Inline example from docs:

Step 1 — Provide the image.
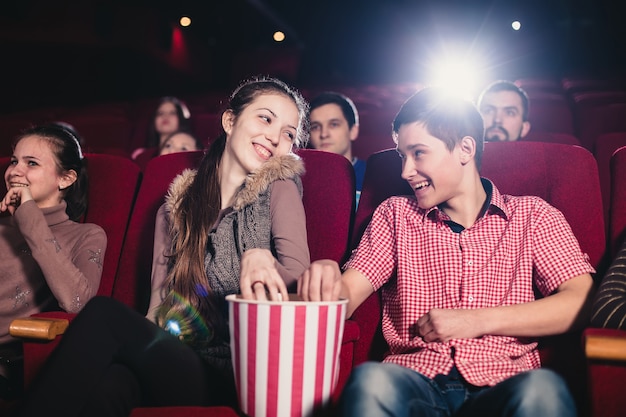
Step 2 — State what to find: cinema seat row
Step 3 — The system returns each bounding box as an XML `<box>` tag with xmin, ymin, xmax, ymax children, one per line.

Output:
<box><xmin>1</xmin><ymin>124</ymin><xmax>626</xmax><ymax>416</ymax></box>
<box><xmin>0</xmin><ymin>77</ymin><xmax>625</xmax><ymax>156</ymax></box>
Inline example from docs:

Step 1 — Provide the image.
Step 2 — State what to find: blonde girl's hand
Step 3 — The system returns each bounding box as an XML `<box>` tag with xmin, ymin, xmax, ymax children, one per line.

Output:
<box><xmin>0</xmin><ymin>185</ymin><xmax>34</xmax><ymax>215</ymax></box>
<box><xmin>239</xmin><ymin>248</ymin><xmax>289</xmax><ymax>302</ymax></box>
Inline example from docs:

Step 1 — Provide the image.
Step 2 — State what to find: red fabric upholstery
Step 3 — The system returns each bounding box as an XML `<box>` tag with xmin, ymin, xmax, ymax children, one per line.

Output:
<box><xmin>0</xmin><ymin>118</ymin><xmax>41</xmax><ymax>149</ymax></box>
<box><xmin>593</xmin><ymin>133</ymin><xmax>626</xmax><ymax>235</ymax></box>
<box><xmin>1</xmin><ymin>153</ymin><xmax>141</xmax><ymax>298</ymax></box>
<box><xmin>296</xmin><ymin>149</ymin><xmax>355</xmax><ymax>264</ymax></box>
<box><xmin>131</xmin><ymin>147</ymin><xmax>159</xmax><ymax>172</ymax></box>
<box><xmin>113</xmin><ymin>151</ymin><xmax>204</xmax><ymax>313</ymax></box>
<box><xmin>480</xmin><ymin>142</ymin><xmax>606</xmax><ymax>270</ymax></box>
<box><xmin>18</xmin><ymin>149</ymin><xmax>359</xmax><ymax>415</ymax></box>
<box><xmin>192</xmin><ymin>113</ymin><xmax>223</xmax><ymax>146</ymax></box>
<box><xmin>110</xmin><ymin>149</ymin><xmax>358</xmax><ymax>413</ymax></box>
<box><xmin>349</xmin><ymin>142</ymin><xmax>606</xmax><ymax>416</ymax></box>
<box><xmin>295</xmin><ymin>149</ymin><xmax>358</xmax><ymax>401</ymax></box>
<box><xmin>522</xmin><ymin>130</ymin><xmax>581</xmax><ymax>146</ymax></box>
<box><xmin>514</xmin><ymin>77</ymin><xmax>563</xmax><ymax>95</ymax></box>
<box><xmin>64</xmin><ymin>115</ymin><xmax>135</xmax><ymax>156</ymax></box>
<box><xmin>562</xmin><ymin>77</ymin><xmax>626</xmax><ymax>95</ymax></box>
<box><xmin>583</xmin><ymin>328</ymin><xmax>626</xmax><ymax>417</ymax></box>
<box><xmin>83</xmin><ymin>154</ymin><xmax>142</xmax><ymax>297</ymax></box>
<box><xmin>352</xmin><ymin>134</ymin><xmax>397</xmax><ymax>162</ymax></box>
<box><xmin>20</xmin><ymin>152</ymin><xmax>209</xmax><ymax>412</ymax></box>
<box><xmin>571</xmin><ymin>91</ymin><xmax>626</xmax><ymax>151</ymax></box>
<box><xmin>526</xmin><ymin>92</ymin><xmax>575</xmax><ymax>135</ymax></box>
<box><xmin>17</xmin><ymin>154</ymin><xmax>141</xmax><ymax>387</ymax></box>
<box><xmin>609</xmin><ymin>146</ymin><xmax>626</xmax><ymax>257</ymax></box>
<box><xmin>353</xmin><ymin>108</ymin><xmax>399</xmax><ymax>160</ymax></box>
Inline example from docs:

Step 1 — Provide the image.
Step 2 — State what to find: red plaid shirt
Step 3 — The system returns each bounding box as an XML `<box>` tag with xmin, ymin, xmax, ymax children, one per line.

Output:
<box><xmin>345</xmin><ymin>179</ymin><xmax>594</xmax><ymax>386</ymax></box>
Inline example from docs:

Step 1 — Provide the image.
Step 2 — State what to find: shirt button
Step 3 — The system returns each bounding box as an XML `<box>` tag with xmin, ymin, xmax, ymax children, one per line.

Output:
<box><xmin>468</xmin><ymin>296</ymin><xmax>474</xmax><ymax>302</ymax></box>
<box><xmin>468</xmin><ymin>261</ymin><xmax>473</xmax><ymax>266</ymax></box>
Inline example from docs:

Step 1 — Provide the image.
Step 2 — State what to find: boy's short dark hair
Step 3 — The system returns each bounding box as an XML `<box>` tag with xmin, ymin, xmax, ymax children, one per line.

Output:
<box><xmin>392</xmin><ymin>87</ymin><xmax>485</xmax><ymax>168</ymax></box>
<box><xmin>309</xmin><ymin>92</ymin><xmax>359</xmax><ymax>128</ymax></box>
<box><xmin>477</xmin><ymin>80</ymin><xmax>530</xmax><ymax>121</ymax></box>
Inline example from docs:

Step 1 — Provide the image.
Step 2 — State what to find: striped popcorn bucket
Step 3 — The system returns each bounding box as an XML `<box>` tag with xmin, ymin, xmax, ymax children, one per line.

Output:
<box><xmin>226</xmin><ymin>294</ymin><xmax>348</xmax><ymax>417</ymax></box>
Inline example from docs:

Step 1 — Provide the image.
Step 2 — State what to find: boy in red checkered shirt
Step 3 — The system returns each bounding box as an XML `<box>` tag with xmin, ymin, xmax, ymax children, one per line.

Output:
<box><xmin>298</xmin><ymin>87</ymin><xmax>594</xmax><ymax>417</ymax></box>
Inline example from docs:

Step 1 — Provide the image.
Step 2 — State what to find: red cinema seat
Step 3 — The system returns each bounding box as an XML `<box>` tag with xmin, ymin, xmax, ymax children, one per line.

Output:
<box><xmin>609</xmin><ymin>146</ymin><xmax>626</xmax><ymax>257</ymax></box>
<box><xmin>62</xmin><ymin>115</ymin><xmax>135</xmax><ymax>157</ymax></box>
<box><xmin>582</xmin><ymin>145</ymin><xmax>626</xmax><ymax>417</ymax></box>
<box><xmin>526</xmin><ymin>92</ymin><xmax>575</xmax><ymax>135</ymax></box>
<box><xmin>593</xmin><ymin>133</ymin><xmax>626</xmax><ymax>235</ymax></box>
<box><xmin>192</xmin><ymin>113</ymin><xmax>224</xmax><ymax>146</ymax></box>
<box><xmin>571</xmin><ymin>91</ymin><xmax>626</xmax><ymax>151</ymax></box>
<box><xmin>349</xmin><ymin>142</ymin><xmax>606</xmax><ymax>417</ymax></box>
<box><xmin>6</xmin><ymin>153</ymin><xmax>141</xmax><ymax>387</ymax></box>
<box><xmin>515</xmin><ymin>77</ymin><xmax>564</xmax><ymax>95</ymax></box>
<box><xmin>113</xmin><ymin>151</ymin><xmax>205</xmax><ymax>311</ymax></box>
<box><xmin>522</xmin><ymin>130</ymin><xmax>581</xmax><ymax>146</ymax></box>
<box><xmin>18</xmin><ymin>149</ymin><xmax>357</xmax><ymax>416</ymax></box>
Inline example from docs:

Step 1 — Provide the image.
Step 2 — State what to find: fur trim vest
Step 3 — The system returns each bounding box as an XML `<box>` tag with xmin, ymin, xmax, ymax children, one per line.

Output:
<box><xmin>165</xmin><ymin>153</ymin><xmax>304</xmax><ymax>301</ymax></box>
<box><xmin>163</xmin><ymin>154</ymin><xmax>304</xmax><ymax>372</ymax></box>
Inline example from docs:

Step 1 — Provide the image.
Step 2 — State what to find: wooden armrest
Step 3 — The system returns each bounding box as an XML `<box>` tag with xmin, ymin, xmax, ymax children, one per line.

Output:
<box><xmin>9</xmin><ymin>317</ymin><xmax>69</xmax><ymax>340</ymax></box>
<box><xmin>585</xmin><ymin>332</ymin><xmax>626</xmax><ymax>361</ymax></box>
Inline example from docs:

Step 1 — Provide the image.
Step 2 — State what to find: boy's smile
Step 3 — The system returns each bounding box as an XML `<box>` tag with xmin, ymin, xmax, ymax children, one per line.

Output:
<box><xmin>396</xmin><ymin>122</ymin><xmax>464</xmax><ymax>211</ymax></box>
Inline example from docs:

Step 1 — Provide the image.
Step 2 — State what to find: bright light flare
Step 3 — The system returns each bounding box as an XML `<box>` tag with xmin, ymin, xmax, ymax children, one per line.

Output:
<box><xmin>511</xmin><ymin>21</ymin><xmax>521</xmax><ymax>31</ymax></box>
<box><xmin>429</xmin><ymin>57</ymin><xmax>482</xmax><ymax>100</ymax></box>
<box><xmin>165</xmin><ymin>320</ymin><xmax>181</xmax><ymax>336</ymax></box>
<box><xmin>180</xmin><ymin>16</ymin><xmax>191</xmax><ymax>27</ymax></box>
<box><xmin>273</xmin><ymin>31</ymin><xmax>285</xmax><ymax>42</ymax></box>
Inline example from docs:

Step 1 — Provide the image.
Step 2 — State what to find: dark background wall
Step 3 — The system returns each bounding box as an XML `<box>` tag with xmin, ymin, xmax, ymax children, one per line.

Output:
<box><xmin>1</xmin><ymin>0</ymin><xmax>624</xmax><ymax>114</ymax></box>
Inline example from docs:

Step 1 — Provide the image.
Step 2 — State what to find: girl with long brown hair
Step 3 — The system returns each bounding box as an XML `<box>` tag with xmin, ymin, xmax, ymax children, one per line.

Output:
<box><xmin>17</xmin><ymin>76</ymin><xmax>310</xmax><ymax>416</ymax></box>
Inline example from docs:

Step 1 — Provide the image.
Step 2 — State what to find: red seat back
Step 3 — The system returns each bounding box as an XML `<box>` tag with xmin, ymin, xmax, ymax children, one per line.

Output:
<box><xmin>522</xmin><ymin>131</ymin><xmax>581</xmax><ymax>146</ymax></box>
<box><xmin>350</xmin><ymin>142</ymin><xmax>606</xmax><ymax>414</ymax></box>
<box><xmin>114</xmin><ymin>149</ymin><xmax>356</xmax><ymax>313</ymax></box>
<box><xmin>83</xmin><ymin>154</ymin><xmax>141</xmax><ymax>297</ymax></box>
<box><xmin>131</xmin><ymin>147</ymin><xmax>159</xmax><ymax>172</ymax></box>
<box><xmin>192</xmin><ymin>113</ymin><xmax>223</xmax><ymax>146</ymax></box>
<box><xmin>113</xmin><ymin>151</ymin><xmax>204</xmax><ymax>312</ymax></box>
<box><xmin>63</xmin><ymin>115</ymin><xmax>134</xmax><ymax>157</ymax></box>
<box><xmin>610</xmin><ymin>146</ymin><xmax>626</xmax><ymax>256</ymax></box>
<box><xmin>0</xmin><ymin>153</ymin><xmax>141</xmax><ymax>298</ymax></box>
<box><xmin>594</xmin><ymin>133</ymin><xmax>626</xmax><ymax>237</ymax></box>
<box><xmin>571</xmin><ymin>91</ymin><xmax>626</xmax><ymax>151</ymax></box>
<box><xmin>526</xmin><ymin>92</ymin><xmax>575</xmax><ymax>135</ymax></box>
<box><xmin>296</xmin><ymin>149</ymin><xmax>355</xmax><ymax>263</ymax></box>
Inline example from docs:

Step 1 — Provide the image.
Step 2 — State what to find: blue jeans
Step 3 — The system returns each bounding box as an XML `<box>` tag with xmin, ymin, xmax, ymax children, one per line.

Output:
<box><xmin>338</xmin><ymin>362</ymin><xmax>576</xmax><ymax>417</ymax></box>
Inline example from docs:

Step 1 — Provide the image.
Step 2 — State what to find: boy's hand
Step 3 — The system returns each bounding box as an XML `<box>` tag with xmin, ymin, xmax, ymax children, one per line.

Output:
<box><xmin>416</xmin><ymin>308</ymin><xmax>482</xmax><ymax>342</ymax></box>
<box><xmin>239</xmin><ymin>248</ymin><xmax>288</xmax><ymax>302</ymax></box>
<box><xmin>298</xmin><ymin>259</ymin><xmax>342</xmax><ymax>302</ymax></box>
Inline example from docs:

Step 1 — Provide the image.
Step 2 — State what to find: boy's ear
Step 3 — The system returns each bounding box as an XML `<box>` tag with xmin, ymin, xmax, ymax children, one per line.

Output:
<box><xmin>459</xmin><ymin>136</ymin><xmax>476</xmax><ymax>165</ymax></box>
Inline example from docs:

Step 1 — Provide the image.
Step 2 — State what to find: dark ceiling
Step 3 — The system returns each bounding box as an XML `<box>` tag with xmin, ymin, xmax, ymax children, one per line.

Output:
<box><xmin>1</xmin><ymin>0</ymin><xmax>624</xmax><ymax>114</ymax></box>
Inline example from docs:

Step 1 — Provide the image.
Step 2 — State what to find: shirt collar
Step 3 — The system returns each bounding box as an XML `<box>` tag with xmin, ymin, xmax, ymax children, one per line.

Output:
<box><xmin>425</xmin><ymin>178</ymin><xmax>509</xmax><ymax>224</ymax></box>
